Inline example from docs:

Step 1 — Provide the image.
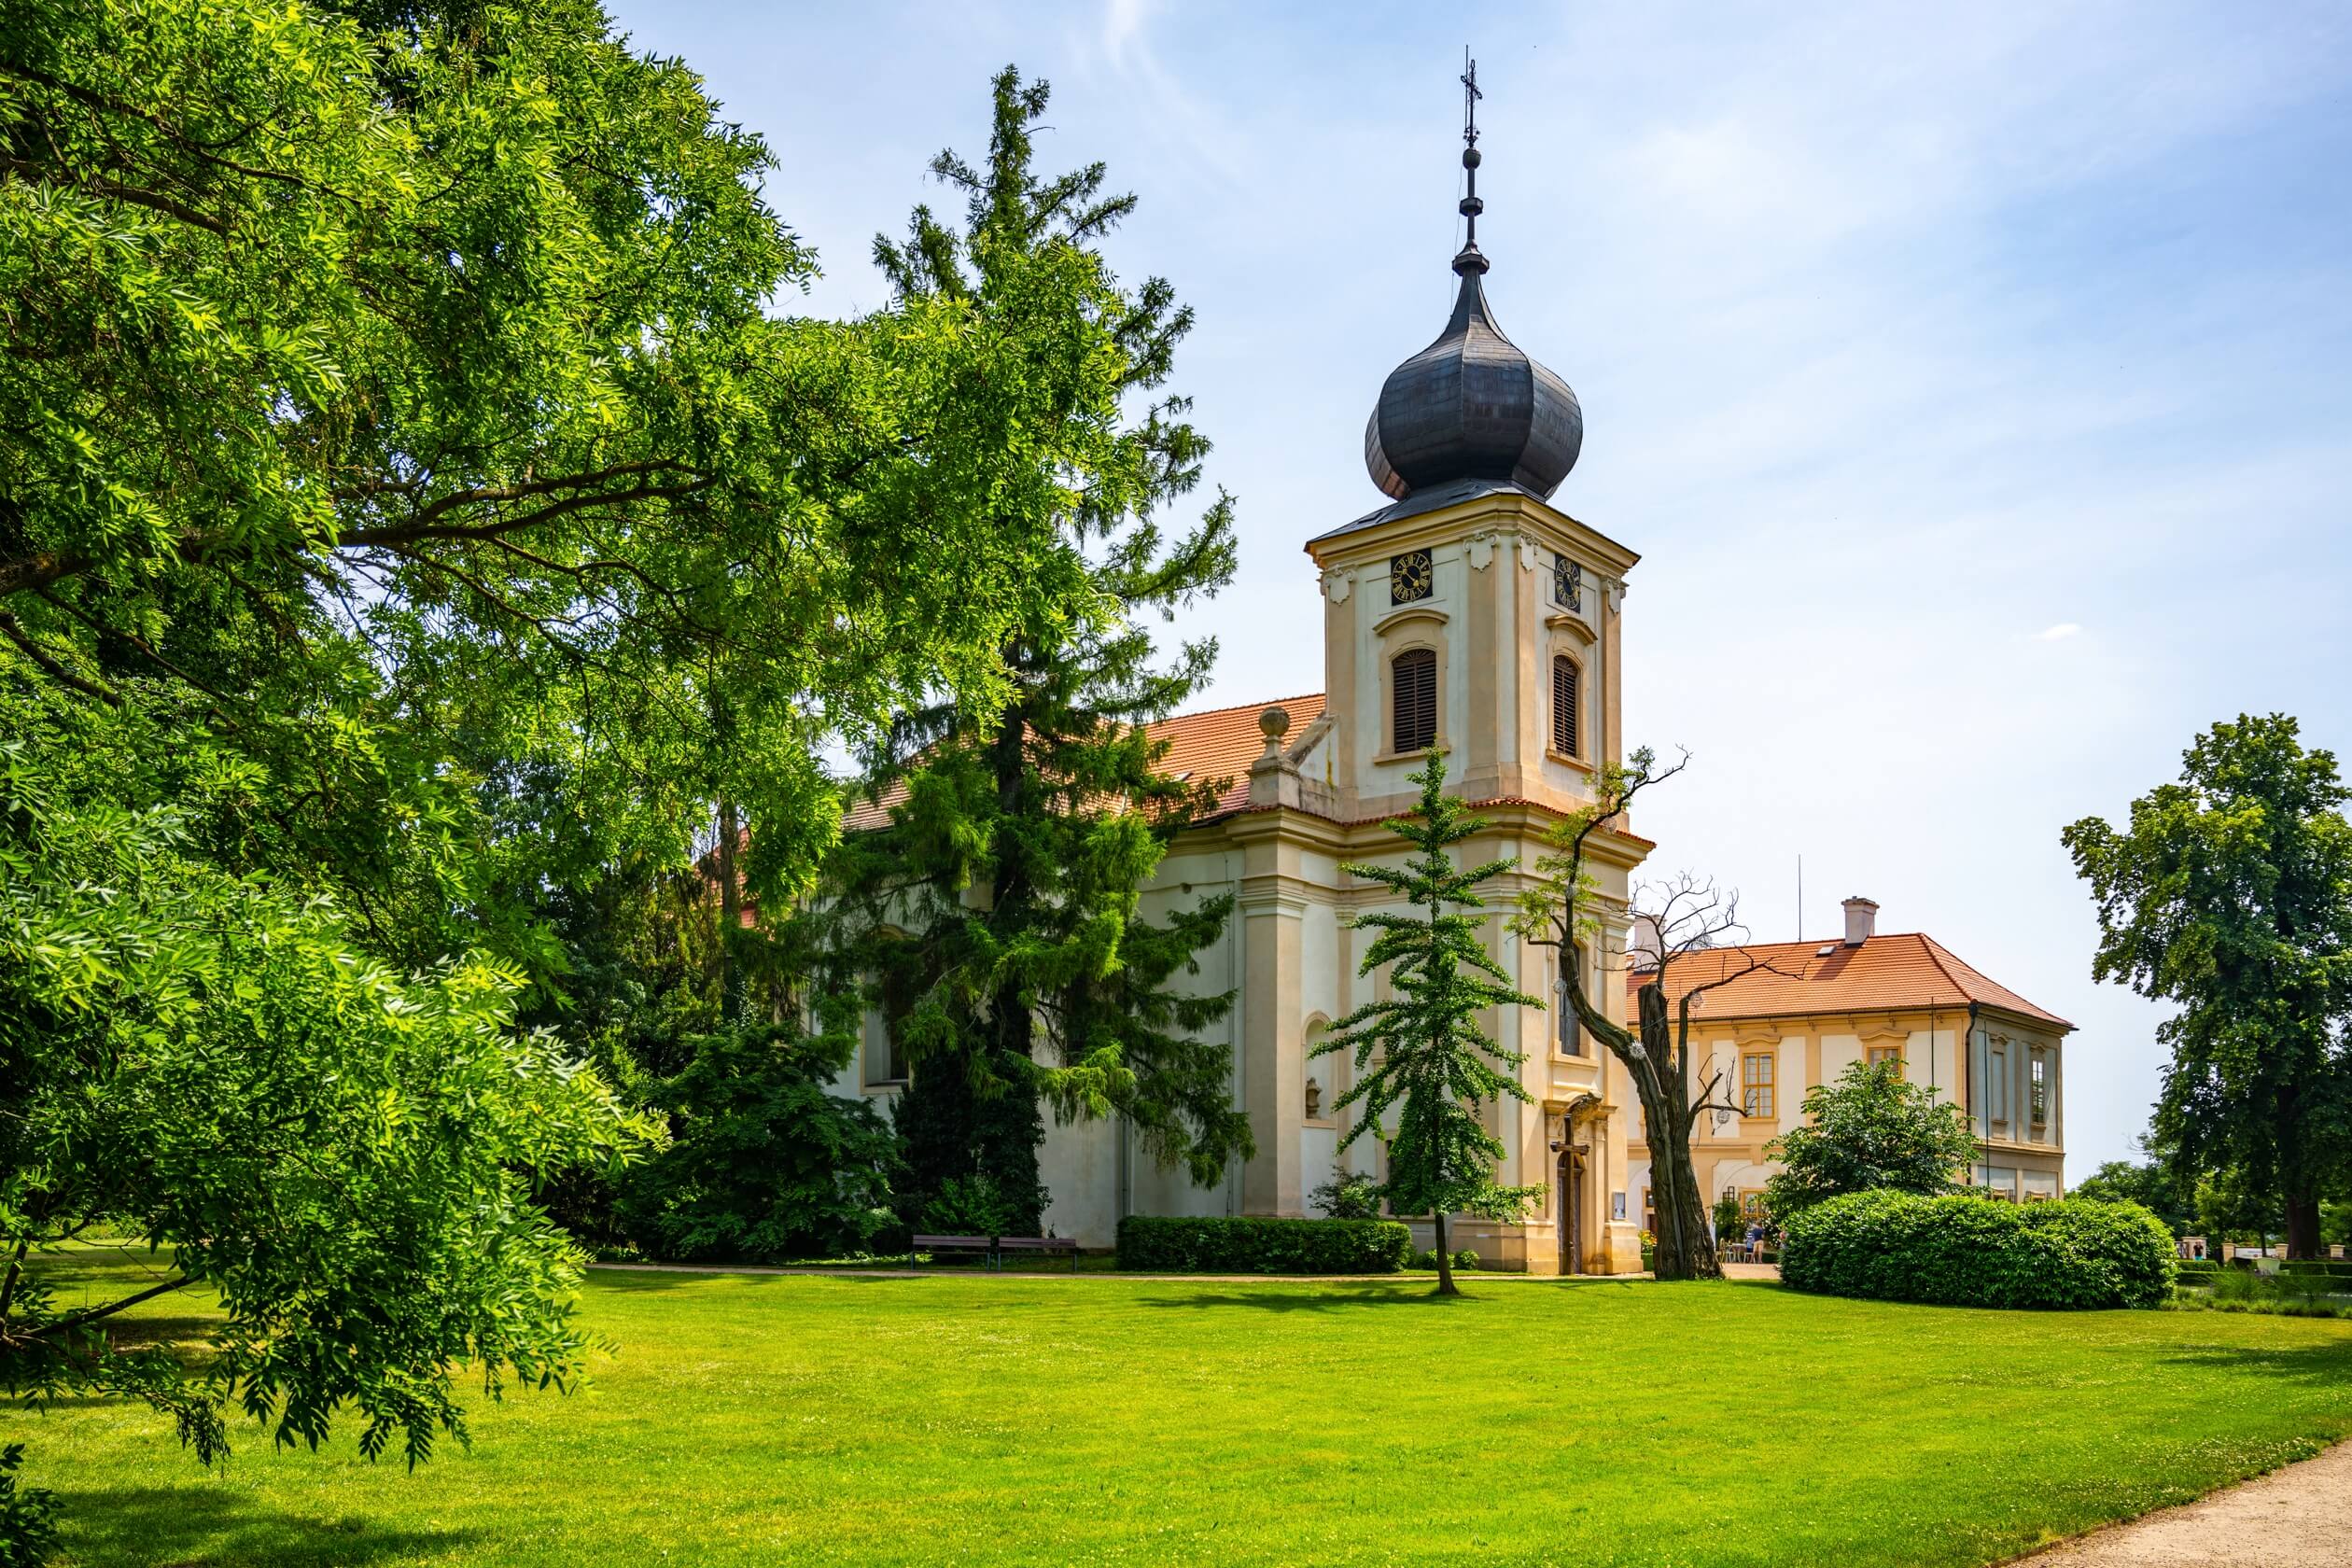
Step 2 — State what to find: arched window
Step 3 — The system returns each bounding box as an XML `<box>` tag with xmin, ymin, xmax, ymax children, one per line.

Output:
<box><xmin>1551</xmin><ymin>654</ymin><xmax>1580</xmax><ymax>757</ymax></box>
<box><xmin>1393</xmin><ymin>648</ymin><xmax>1437</xmax><ymax>753</ymax></box>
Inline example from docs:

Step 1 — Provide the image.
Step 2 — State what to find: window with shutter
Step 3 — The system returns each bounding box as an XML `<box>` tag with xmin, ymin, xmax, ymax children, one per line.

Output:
<box><xmin>1393</xmin><ymin>648</ymin><xmax>1436</xmax><ymax>752</ymax></box>
<box><xmin>1551</xmin><ymin>655</ymin><xmax>1580</xmax><ymax>756</ymax></box>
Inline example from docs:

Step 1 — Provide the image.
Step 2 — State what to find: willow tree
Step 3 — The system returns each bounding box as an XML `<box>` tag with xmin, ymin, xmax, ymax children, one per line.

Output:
<box><xmin>1316</xmin><ymin>752</ymin><xmax>1542</xmax><ymax>1297</ymax></box>
<box><xmin>1511</xmin><ymin>749</ymin><xmax>1782</xmax><ymax>1281</ymax></box>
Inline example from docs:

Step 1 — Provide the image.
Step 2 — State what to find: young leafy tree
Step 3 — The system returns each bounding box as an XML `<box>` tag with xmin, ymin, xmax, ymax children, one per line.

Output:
<box><xmin>614</xmin><ymin>1023</ymin><xmax>902</xmax><ymax>1265</ymax></box>
<box><xmin>1510</xmin><ymin>749</ymin><xmax>1785</xmax><ymax>1281</ymax></box>
<box><xmin>1761</xmin><ymin>1061</ymin><xmax>1980</xmax><ymax>1222</ymax></box>
<box><xmin>2063</xmin><ymin>714</ymin><xmax>2352</xmax><ymax>1258</ymax></box>
<box><xmin>2071</xmin><ymin>1147</ymin><xmax>2195</xmax><ymax>1235</ymax></box>
<box><xmin>816</xmin><ymin>67</ymin><xmax>1252</xmax><ymax>1232</ymax></box>
<box><xmin>1315</xmin><ymin>751</ymin><xmax>1542</xmax><ymax>1298</ymax></box>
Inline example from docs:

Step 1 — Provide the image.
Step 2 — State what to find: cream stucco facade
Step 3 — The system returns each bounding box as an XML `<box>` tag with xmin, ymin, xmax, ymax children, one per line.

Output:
<box><xmin>838</xmin><ymin>482</ymin><xmax>1660</xmax><ymax>1275</ymax></box>
<box><xmin>1628</xmin><ymin>998</ymin><xmax>2070</xmax><ymax>1239</ymax></box>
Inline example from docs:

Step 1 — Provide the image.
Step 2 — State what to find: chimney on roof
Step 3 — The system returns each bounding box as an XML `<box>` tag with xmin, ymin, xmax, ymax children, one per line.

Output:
<box><xmin>1841</xmin><ymin>896</ymin><xmax>1879</xmax><ymax>947</ymax></box>
<box><xmin>1628</xmin><ymin>914</ymin><xmax>1664</xmax><ymax>970</ymax></box>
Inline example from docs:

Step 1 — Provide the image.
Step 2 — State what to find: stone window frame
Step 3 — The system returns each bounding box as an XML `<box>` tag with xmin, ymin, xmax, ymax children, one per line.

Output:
<box><xmin>1378</xmin><ymin>635</ymin><xmax>1446</xmax><ymax>762</ymax></box>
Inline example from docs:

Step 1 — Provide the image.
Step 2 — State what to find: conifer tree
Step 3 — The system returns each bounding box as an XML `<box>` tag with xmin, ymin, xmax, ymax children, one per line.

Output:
<box><xmin>1315</xmin><ymin>752</ymin><xmax>1543</xmax><ymax>1296</ymax></box>
<box><xmin>816</xmin><ymin>68</ymin><xmax>1253</xmax><ymax>1232</ymax></box>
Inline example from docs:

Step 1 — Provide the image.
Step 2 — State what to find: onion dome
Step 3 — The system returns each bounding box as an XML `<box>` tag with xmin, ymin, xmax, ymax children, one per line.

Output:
<box><xmin>1363</xmin><ymin>60</ymin><xmax>1583</xmax><ymax>503</ymax></box>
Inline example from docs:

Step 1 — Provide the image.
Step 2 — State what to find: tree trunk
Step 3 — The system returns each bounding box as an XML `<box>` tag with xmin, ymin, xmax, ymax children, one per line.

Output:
<box><xmin>1634</xmin><ymin>983</ymin><xmax>1721</xmax><ymax>1281</ymax></box>
<box><xmin>2285</xmin><ymin>1193</ymin><xmax>2322</xmax><ymax>1260</ymax></box>
<box><xmin>1432</xmin><ymin>1211</ymin><xmax>1458</xmax><ymax>1296</ymax></box>
<box><xmin>716</xmin><ymin>796</ymin><xmax>741</xmax><ymax>1023</ymax></box>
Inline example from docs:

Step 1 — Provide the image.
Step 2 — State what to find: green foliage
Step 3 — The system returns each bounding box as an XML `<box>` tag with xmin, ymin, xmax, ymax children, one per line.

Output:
<box><xmin>0</xmin><ymin>0</ymin><xmax>1153</xmax><ymax>1514</ymax></box>
<box><xmin>0</xmin><ymin>741</ymin><xmax>655</xmax><ymax>1465</ymax></box>
<box><xmin>1712</xmin><ymin>1190</ymin><xmax>1745</xmax><ymax>1241</ymax></box>
<box><xmin>920</xmin><ymin>1175</ymin><xmax>1022</xmax><ymax>1239</ymax></box>
<box><xmin>1309</xmin><ymin>1167</ymin><xmax>1384</xmax><ymax>1221</ymax></box>
<box><xmin>2195</xmin><ymin>1167</ymin><xmax>2286</xmax><ymax>1243</ymax></box>
<box><xmin>614</xmin><ymin>1025</ymin><xmax>899</xmax><ymax>1265</ymax></box>
<box><xmin>2063</xmin><ymin>715</ymin><xmax>2352</xmax><ymax>1253</ymax></box>
<box><xmin>1763</xmin><ymin>1061</ymin><xmax>1980</xmax><ymax>1222</ymax></box>
<box><xmin>0</xmin><ymin>1</ymin><xmax>1113</xmax><ymax>933</ymax></box>
<box><xmin>1114</xmin><ymin>1216</ymin><xmax>1411</xmax><ymax>1275</ymax></box>
<box><xmin>1314</xmin><ymin>751</ymin><xmax>1543</xmax><ymax>1294</ymax></box>
<box><xmin>1780</xmin><ymin>1193</ymin><xmax>2178</xmax><ymax>1310</ymax></box>
<box><xmin>0</xmin><ymin>1444</ymin><xmax>57</xmax><ymax>1568</ymax></box>
<box><xmin>816</xmin><ymin>67</ymin><xmax>1249</xmax><ymax>1226</ymax></box>
<box><xmin>2072</xmin><ymin>1157</ymin><xmax>2196</xmax><ymax>1235</ymax></box>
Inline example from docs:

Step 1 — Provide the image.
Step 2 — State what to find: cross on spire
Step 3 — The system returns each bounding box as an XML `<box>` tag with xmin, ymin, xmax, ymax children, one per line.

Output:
<box><xmin>1462</xmin><ymin>49</ymin><xmax>1481</xmax><ymax>147</ymax></box>
<box><xmin>1453</xmin><ymin>49</ymin><xmax>1489</xmax><ymax>276</ymax></box>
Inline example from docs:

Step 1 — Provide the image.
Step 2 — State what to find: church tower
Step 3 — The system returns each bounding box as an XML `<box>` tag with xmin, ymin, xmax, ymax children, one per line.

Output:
<box><xmin>1304</xmin><ymin>62</ymin><xmax>1636</xmax><ymax>822</ymax></box>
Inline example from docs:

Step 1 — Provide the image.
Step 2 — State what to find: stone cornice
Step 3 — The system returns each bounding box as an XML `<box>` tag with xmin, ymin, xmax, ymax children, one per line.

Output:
<box><xmin>1306</xmin><ymin>491</ymin><xmax>1641</xmax><ymax>579</ymax></box>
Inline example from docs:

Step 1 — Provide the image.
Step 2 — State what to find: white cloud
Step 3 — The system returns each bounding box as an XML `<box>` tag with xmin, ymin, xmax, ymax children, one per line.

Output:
<box><xmin>2030</xmin><ymin>623</ymin><xmax>2085</xmax><ymax>642</ymax></box>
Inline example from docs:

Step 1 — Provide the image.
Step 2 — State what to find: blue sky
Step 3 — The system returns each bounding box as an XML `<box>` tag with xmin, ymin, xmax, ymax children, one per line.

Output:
<box><xmin>609</xmin><ymin>1</ymin><xmax>2352</xmax><ymax>1173</ymax></box>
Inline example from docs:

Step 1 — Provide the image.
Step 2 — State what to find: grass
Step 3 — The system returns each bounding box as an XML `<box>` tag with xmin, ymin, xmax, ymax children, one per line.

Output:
<box><xmin>16</xmin><ymin>1246</ymin><xmax>2352</xmax><ymax>1567</ymax></box>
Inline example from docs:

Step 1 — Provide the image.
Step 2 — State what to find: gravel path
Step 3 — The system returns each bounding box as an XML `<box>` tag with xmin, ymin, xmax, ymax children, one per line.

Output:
<box><xmin>2010</xmin><ymin>1440</ymin><xmax>2352</xmax><ymax>1566</ymax></box>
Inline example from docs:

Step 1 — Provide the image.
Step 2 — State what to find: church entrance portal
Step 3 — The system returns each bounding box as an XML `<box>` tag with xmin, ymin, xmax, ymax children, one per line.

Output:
<box><xmin>1558</xmin><ymin>1149</ymin><xmax>1586</xmax><ymax>1275</ymax></box>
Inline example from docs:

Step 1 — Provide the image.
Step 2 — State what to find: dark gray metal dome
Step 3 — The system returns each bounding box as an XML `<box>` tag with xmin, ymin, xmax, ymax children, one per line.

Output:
<box><xmin>1364</xmin><ymin>266</ymin><xmax>1583</xmax><ymax>502</ymax></box>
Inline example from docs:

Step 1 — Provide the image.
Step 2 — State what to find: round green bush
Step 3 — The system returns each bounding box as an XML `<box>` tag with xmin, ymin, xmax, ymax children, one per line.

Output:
<box><xmin>1780</xmin><ymin>1191</ymin><xmax>2177</xmax><ymax>1309</ymax></box>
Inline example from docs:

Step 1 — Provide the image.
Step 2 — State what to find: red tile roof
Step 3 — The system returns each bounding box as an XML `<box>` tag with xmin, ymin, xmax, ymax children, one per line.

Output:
<box><xmin>1156</xmin><ymin>692</ymin><xmax>1326</xmax><ymax>818</ymax></box>
<box><xmin>1627</xmin><ymin>932</ymin><xmax>2072</xmax><ymax>1030</ymax></box>
<box><xmin>841</xmin><ymin>693</ymin><xmax>1327</xmax><ymax>831</ymax></box>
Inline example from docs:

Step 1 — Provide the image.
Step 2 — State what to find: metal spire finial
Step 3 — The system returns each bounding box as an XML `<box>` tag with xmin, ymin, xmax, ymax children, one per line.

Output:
<box><xmin>1453</xmin><ymin>49</ymin><xmax>1489</xmax><ymax>277</ymax></box>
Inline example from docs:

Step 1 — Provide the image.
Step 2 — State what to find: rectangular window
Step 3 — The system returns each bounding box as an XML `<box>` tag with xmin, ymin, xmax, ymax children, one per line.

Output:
<box><xmin>1990</xmin><ymin>1044</ymin><xmax>2009</xmax><ymax>1125</ymax></box>
<box><xmin>864</xmin><ymin>1010</ymin><xmax>903</xmax><ymax>1086</ymax></box>
<box><xmin>1551</xmin><ymin>656</ymin><xmax>1580</xmax><ymax>757</ymax></box>
<box><xmin>1867</xmin><ymin>1044</ymin><xmax>1903</xmax><ymax>1070</ymax></box>
<box><xmin>1742</xmin><ymin>1053</ymin><xmax>1774</xmax><ymax>1119</ymax></box>
<box><xmin>2029</xmin><ymin>1053</ymin><xmax>2048</xmax><ymax>1125</ymax></box>
<box><xmin>1393</xmin><ymin>649</ymin><xmax>1437</xmax><ymax>753</ymax></box>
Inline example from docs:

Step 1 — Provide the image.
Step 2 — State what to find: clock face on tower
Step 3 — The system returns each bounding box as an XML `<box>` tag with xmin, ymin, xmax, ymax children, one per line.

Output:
<box><xmin>1390</xmin><ymin>549</ymin><xmax>1434</xmax><ymax>605</ymax></box>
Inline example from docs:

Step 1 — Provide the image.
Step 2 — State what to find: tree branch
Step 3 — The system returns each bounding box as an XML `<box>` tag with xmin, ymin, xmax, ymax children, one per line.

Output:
<box><xmin>30</xmin><ymin>1273</ymin><xmax>192</xmax><ymax>1338</ymax></box>
<box><xmin>0</xmin><ymin>607</ymin><xmax>119</xmax><ymax>704</ymax></box>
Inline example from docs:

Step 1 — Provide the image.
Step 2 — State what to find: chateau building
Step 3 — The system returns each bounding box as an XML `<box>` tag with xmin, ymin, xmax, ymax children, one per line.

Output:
<box><xmin>1627</xmin><ymin>897</ymin><xmax>2073</xmax><ymax>1240</ymax></box>
<box><xmin>835</xmin><ymin>87</ymin><xmax>2070</xmax><ymax>1271</ymax></box>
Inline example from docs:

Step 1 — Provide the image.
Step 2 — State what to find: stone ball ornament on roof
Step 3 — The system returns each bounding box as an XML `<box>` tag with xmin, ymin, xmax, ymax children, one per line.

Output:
<box><xmin>1363</xmin><ymin>56</ymin><xmax>1584</xmax><ymax>503</ymax></box>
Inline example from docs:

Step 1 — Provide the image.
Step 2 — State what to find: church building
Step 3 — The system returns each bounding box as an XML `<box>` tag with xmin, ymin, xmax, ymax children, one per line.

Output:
<box><xmin>836</xmin><ymin>80</ymin><xmax>2070</xmax><ymax>1271</ymax></box>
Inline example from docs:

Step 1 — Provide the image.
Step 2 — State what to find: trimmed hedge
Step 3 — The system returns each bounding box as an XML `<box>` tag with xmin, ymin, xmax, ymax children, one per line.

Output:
<box><xmin>1115</xmin><ymin>1215</ymin><xmax>1412</xmax><ymax>1274</ymax></box>
<box><xmin>1780</xmin><ymin>1192</ymin><xmax>2177</xmax><ymax>1309</ymax></box>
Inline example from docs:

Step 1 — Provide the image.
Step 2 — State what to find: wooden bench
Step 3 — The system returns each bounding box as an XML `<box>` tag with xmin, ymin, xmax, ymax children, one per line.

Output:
<box><xmin>910</xmin><ymin>1235</ymin><xmax>1080</xmax><ymax>1271</ymax></box>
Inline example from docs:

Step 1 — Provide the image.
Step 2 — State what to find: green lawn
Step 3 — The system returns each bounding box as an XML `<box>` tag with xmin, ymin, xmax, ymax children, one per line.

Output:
<box><xmin>17</xmin><ymin>1248</ymin><xmax>2352</xmax><ymax>1567</ymax></box>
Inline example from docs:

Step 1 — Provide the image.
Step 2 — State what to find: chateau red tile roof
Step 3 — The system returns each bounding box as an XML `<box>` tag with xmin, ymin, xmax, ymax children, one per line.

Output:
<box><xmin>1627</xmin><ymin>932</ymin><xmax>2072</xmax><ymax>1030</ymax></box>
<box><xmin>841</xmin><ymin>693</ymin><xmax>1328</xmax><ymax>831</ymax></box>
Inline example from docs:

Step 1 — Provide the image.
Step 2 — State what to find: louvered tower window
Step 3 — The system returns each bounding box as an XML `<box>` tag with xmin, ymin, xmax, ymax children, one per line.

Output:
<box><xmin>1393</xmin><ymin>649</ymin><xmax>1437</xmax><ymax>753</ymax></box>
<box><xmin>1551</xmin><ymin>655</ymin><xmax>1580</xmax><ymax>757</ymax></box>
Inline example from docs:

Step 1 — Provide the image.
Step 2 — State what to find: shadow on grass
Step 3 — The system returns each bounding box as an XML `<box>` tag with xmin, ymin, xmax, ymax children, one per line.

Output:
<box><xmin>61</xmin><ymin>1486</ymin><xmax>478</xmax><ymax>1568</ymax></box>
<box><xmin>2158</xmin><ymin>1339</ymin><xmax>2352</xmax><ymax>1387</ymax></box>
<box><xmin>1140</xmin><ymin>1287</ymin><xmax>1468</xmax><ymax>1312</ymax></box>
<box><xmin>587</xmin><ymin>1265</ymin><xmax>943</xmax><ymax>1292</ymax></box>
<box><xmin>100</xmin><ymin>1313</ymin><xmax>220</xmax><ymax>1350</ymax></box>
